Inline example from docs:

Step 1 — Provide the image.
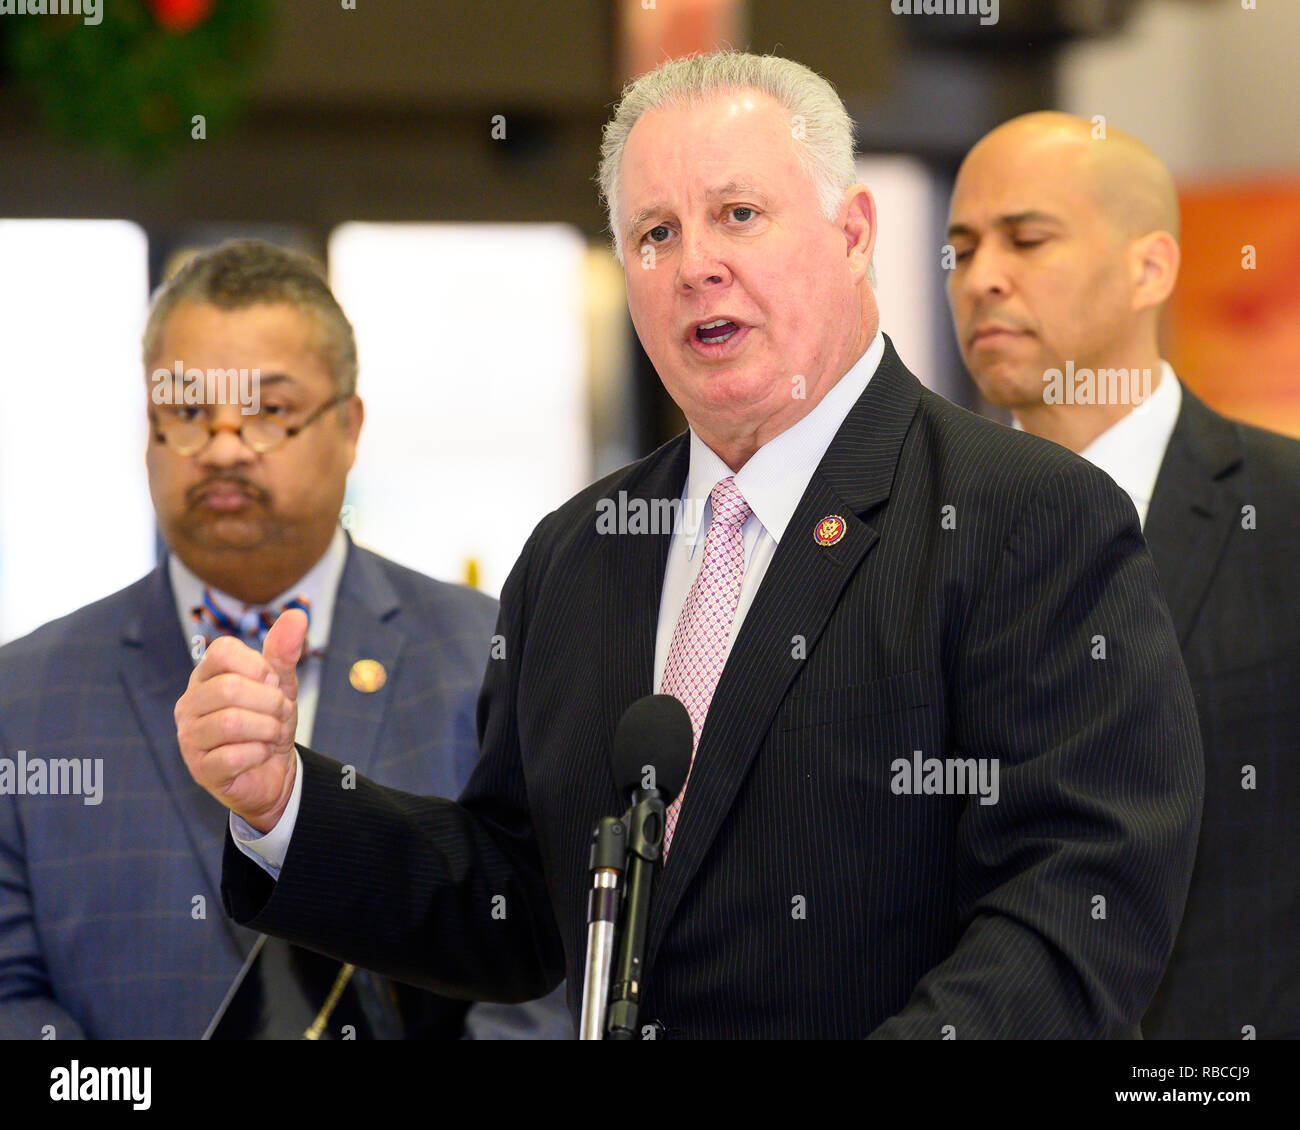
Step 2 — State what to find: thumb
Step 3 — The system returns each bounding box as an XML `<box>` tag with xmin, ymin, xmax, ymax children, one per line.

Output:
<box><xmin>263</xmin><ymin>607</ymin><xmax>307</xmax><ymax>700</ymax></box>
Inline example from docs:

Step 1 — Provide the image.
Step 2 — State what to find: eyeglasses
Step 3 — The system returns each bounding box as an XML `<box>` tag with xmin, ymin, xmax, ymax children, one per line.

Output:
<box><xmin>151</xmin><ymin>394</ymin><xmax>351</xmax><ymax>456</ymax></box>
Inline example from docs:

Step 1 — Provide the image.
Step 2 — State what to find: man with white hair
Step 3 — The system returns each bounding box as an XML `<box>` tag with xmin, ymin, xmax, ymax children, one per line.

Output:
<box><xmin>176</xmin><ymin>52</ymin><xmax>1202</xmax><ymax>1038</ymax></box>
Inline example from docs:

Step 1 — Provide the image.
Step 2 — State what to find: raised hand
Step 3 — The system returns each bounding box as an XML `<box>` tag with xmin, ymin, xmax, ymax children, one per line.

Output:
<box><xmin>175</xmin><ymin>609</ymin><xmax>306</xmax><ymax>834</ymax></box>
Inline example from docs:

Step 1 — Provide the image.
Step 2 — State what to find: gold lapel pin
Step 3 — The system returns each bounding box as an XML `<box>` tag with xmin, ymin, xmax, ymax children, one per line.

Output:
<box><xmin>349</xmin><ymin>659</ymin><xmax>387</xmax><ymax>693</ymax></box>
<box><xmin>814</xmin><ymin>515</ymin><xmax>846</xmax><ymax>546</ymax></box>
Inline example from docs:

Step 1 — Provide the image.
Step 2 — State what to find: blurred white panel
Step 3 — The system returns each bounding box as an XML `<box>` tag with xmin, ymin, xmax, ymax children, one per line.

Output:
<box><xmin>1059</xmin><ymin>0</ymin><xmax>1300</xmax><ymax>181</ymax></box>
<box><xmin>1058</xmin><ymin>0</ymin><xmax>1213</xmax><ymax>179</ymax></box>
<box><xmin>0</xmin><ymin>220</ymin><xmax>153</xmax><ymax>644</ymax></box>
<box><xmin>329</xmin><ymin>223</ymin><xmax>591</xmax><ymax>596</ymax></box>
<box><xmin>857</xmin><ymin>155</ymin><xmax>945</xmax><ymax>389</ymax></box>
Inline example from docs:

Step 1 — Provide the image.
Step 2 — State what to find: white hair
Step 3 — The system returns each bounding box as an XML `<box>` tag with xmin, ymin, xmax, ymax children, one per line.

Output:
<box><xmin>598</xmin><ymin>51</ymin><xmax>859</xmax><ymax>265</ymax></box>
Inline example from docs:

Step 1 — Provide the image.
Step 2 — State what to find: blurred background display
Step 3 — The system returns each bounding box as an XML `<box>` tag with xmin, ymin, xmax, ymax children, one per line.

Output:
<box><xmin>1</xmin><ymin>0</ymin><xmax>1296</xmax><ymax>641</ymax></box>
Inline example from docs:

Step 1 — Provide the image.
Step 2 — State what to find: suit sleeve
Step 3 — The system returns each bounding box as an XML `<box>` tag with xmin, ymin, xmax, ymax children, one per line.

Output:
<box><xmin>0</xmin><ymin>721</ymin><xmax>88</xmax><ymax>1040</ymax></box>
<box><xmin>870</xmin><ymin>461</ymin><xmax>1204</xmax><ymax>1038</ymax></box>
<box><xmin>221</xmin><ymin>523</ymin><xmax>566</xmax><ymax>1004</ymax></box>
<box><xmin>462</xmin><ymin>982</ymin><xmax>574</xmax><ymax>1040</ymax></box>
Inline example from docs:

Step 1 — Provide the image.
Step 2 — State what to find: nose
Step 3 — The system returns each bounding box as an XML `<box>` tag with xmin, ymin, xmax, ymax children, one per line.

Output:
<box><xmin>196</xmin><ymin>413</ymin><xmax>256</xmax><ymax>468</ymax></box>
<box><xmin>957</xmin><ymin>241</ymin><xmax>1012</xmax><ymax>306</ymax></box>
<box><xmin>675</xmin><ymin>225</ymin><xmax>732</xmax><ymax>293</ymax></box>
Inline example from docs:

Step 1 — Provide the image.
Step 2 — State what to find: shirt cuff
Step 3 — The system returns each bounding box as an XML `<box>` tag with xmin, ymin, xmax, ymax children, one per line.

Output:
<box><xmin>228</xmin><ymin>749</ymin><xmax>304</xmax><ymax>880</ymax></box>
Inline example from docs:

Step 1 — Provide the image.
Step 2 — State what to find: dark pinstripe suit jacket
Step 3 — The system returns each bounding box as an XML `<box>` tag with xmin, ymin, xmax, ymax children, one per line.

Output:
<box><xmin>224</xmin><ymin>339</ymin><xmax>1204</xmax><ymax>1038</ymax></box>
<box><xmin>0</xmin><ymin>538</ymin><xmax>570</xmax><ymax>1039</ymax></box>
<box><xmin>1139</xmin><ymin>386</ymin><xmax>1300</xmax><ymax>1040</ymax></box>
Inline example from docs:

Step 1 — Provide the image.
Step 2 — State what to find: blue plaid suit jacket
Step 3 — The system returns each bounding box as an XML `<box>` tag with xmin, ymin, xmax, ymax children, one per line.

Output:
<box><xmin>0</xmin><ymin>536</ymin><xmax>571</xmax><ymax>1039</ymax></box>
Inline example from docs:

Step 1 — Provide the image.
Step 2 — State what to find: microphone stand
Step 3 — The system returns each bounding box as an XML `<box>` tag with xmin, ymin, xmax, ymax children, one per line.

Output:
<box><xmin>579</xmin><ymin>816</ymin><xmax>626</xmax><ymax>1040</ymax></box>
<box><xmin>605</xmin><ymin>789</ymin><xmax>666</xmax><ymax>1040</ymax></box>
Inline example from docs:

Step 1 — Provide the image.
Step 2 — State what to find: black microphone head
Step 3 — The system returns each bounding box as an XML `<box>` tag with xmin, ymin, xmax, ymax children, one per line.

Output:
<box><xmin>611</xmin><ymin>694</ymin><xmax>693</xmax><ymax>804</ymax></box>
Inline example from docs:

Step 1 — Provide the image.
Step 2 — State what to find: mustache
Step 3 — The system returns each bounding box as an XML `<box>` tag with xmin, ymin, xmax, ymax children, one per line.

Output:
<box><xmin>186</xmin><ymin>477</ymin><xmax>271</xmax><ymax>507</ymax></box>
<box><xmin>965</xmin><ymin>308</ymin><xmax>1031</xmax><ymax>336</ymax></box>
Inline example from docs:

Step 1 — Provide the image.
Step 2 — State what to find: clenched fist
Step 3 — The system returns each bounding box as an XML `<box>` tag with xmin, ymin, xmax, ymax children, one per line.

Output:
<box><xmin>175</xmin><ymin>609</ymin><xmax>307</xmax><ymax>834</ymax></box>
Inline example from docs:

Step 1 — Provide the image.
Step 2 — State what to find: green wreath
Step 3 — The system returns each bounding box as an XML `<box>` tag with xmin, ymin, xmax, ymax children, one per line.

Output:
<box><xmin>6</xmin><ymin>0</ymin><xmax>273</xmax><ymax>169</ymax></box>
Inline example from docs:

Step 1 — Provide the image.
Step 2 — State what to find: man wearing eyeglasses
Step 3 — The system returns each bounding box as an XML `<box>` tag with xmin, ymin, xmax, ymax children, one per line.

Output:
<box><xmin>0</xmin><ymin>239</ymin><xmax>571</xmax><ymax>1040</ymax></box>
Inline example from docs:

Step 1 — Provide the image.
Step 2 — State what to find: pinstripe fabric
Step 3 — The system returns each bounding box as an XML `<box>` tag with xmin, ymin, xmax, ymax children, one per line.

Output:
<box><xmin>0</xmin><ymin>539</ymin><xmax>572</xmax><ymax>1039</ymax></box>
<box><xmin>224</xmin><ymin>337</ymin><xmax>1203</xmax><ymax>1038</ymax></box>
<box><xmin>1139</xmin><ymin>387</ymin><xmax>1300</xmax><ymax>1039</ymax></box>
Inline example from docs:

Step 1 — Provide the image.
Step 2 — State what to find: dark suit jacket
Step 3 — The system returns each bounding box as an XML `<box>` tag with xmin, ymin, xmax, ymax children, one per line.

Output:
<box><xmin>224</xmin><ymin>339</ymin><xmax>1204</xmax><ymax>1038</ymax></box>
<box><xmin>0</xmin><ymin>537</ymin><xmax>570</xmax><ymax>1039</ymax></box>
<box><xmin>1140</xmin><ymin>385</ymin><xmax>1300</xmax><ymax>1039</ymax></box>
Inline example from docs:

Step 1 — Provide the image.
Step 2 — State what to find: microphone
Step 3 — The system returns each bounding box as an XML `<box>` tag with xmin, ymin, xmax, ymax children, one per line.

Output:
<box><xmin>579</xmin><ymin>695</ymin><xmax>692</xmax><ymax>1041</ymax></box>
<box><xmin>605</xmin><ymin>694</ymin><xmax>692</xmax><ymax>1040</ymax></box>
<box><xmin>609</xmin><ymin>693</ymin><xmax>692</xmax><ymax>806</ymax></box>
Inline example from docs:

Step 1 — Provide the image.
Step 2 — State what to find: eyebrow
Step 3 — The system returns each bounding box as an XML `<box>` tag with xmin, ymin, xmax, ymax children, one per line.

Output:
<box><xmin>156</xmin><ymin>371</ymin><xmax>298</xmax><ymax>387</ymax></box>
<box><xmin>625</xmin><ymin>182</ymin><xmax>771</xmax><ymax>240</ymax></box>
<box><xmin>153</xmin><ymin>370</ymin><xmax>299</xmax><ymax>391</ymax></box>
<box><xmin>252</xmin><ymin>373</ymin><xmax>297</xmax><ymax>389</ymax></box>
<box><xmin>947</xmin><ymin>211</ymin><xmax>1064</xmax><ymax>240</ymax></box>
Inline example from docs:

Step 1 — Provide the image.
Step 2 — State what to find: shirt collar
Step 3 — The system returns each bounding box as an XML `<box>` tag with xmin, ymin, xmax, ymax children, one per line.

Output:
<box><xmin>1077</xmin><ymin>361</ymin><xmax>1182</xmax><ymax>523</ymax></box>
<box><xmin>169</xmin><ymin>524</ymin><xmax>348</xmax><ymax>656</ymax></box>
<box><xmin>680</xmin><ymin>331</ymin><xmax>885</xmax><ymax>556</ymax></box>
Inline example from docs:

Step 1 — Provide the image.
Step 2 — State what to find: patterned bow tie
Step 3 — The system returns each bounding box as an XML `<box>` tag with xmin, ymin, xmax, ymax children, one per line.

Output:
<box><xmin>191</xmin><ymin>590</ymin><xmax>315</xmax><ymax>661</ymax></box>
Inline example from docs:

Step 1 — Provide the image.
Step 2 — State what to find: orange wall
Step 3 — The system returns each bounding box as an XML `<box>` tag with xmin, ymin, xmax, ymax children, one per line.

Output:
<box><xmin>1168</xmin><ymin>182</ymin><xmax>1300</xmax><ymax>439</ymax></box>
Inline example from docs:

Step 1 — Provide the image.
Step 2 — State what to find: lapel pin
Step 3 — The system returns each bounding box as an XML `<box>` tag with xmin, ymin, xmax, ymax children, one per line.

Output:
<box><xmin>349</xmin><ymin>659</ymin><xmax>387</xmax><ymax>693</ymax></box>
<box><xmin>814</xmin><ymin>515</ymin><xmax>846</xmax><ymax>547</ymax></box>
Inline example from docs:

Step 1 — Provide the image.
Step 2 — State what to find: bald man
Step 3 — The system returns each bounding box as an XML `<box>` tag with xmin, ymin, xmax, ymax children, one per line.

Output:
<box><xmin>947</xmin><ymin>112</ymin><xmax>1300</xmax><ymax>1040</ymax></box>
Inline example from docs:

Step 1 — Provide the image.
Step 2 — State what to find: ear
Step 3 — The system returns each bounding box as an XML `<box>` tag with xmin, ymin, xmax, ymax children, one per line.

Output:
<box><xmin>1130</xmin><ymin>230</ymin><xmax>1179</xmax><ymax>314</ymax></box>
<box><xmin>342</xmin><ymin>395</ymin><xmax>364</xmax><ymax>469</ymax></box>
<box><xmin>841</xmin><ymin>185</ymin><xmax>877</xmax><ymax>286</ymax></box>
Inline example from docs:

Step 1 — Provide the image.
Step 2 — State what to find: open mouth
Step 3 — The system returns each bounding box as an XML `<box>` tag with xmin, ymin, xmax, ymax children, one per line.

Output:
<box><xmin>695</xmin><ymin>318</ymin><xmax>740</xmax><ymax>345</ymax></box>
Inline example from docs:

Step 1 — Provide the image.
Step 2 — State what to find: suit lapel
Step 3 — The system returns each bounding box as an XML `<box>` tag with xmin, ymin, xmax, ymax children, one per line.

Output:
<box><xmin>120</xmin><ymin>567</ymin><xmax>251</xmax><ymax>949</ymax></box>
<box><xmin>646</xmin><ymin>339</ymin><xmax>922</xmax><ymax>962</ymax></box>
<box><xmin>310</xmin><ymin>542</ymin><xmax>405</xmax><ymax>780</ymax></box>
<box><xmin>1143</xmin><ymin>386</ymin><xmax>1243</xmax><ymax>645</ymax></box>
<box><xmin>597</xmin><ymin>437</ymin><xmax>690</xmax><ymax>773</ymax></box>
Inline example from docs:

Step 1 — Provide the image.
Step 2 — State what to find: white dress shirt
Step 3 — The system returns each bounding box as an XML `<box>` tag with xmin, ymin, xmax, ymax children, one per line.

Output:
<box><xmin>1075</xmin><ymin>361</ymin><xmax>1183</xmax><ymax>529</ymax></box>
<box><xmin>654</xmin><ymin>331</ymin><xmax>885</xmax><ymax>687</ymax></box>
<box><xmin>238</xmin><ymin>332</ymin><xmax>887</xmax><ymax>876</ymax></box>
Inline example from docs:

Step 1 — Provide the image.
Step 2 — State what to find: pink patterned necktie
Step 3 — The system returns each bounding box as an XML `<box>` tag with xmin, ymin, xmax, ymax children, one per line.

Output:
<box><xmin>660</xmin><ymin>476</ymin><xmax>752</xmax><ymax>857</ymax></box>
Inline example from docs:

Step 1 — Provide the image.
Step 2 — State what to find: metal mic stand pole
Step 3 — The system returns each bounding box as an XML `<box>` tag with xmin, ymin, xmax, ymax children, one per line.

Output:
<box><xmin>579</xmin><ymin>816</ymin><xmax>626</xmax><ymax>1040</ymax></box>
